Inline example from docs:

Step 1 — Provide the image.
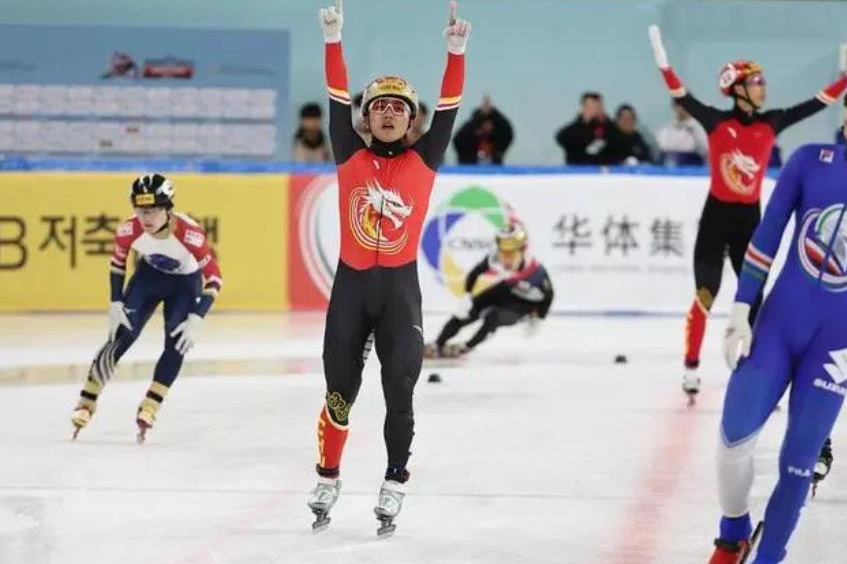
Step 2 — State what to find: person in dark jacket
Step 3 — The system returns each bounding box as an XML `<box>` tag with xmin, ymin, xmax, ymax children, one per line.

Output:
<box><xmin>608</xmin><ymin>104</ymin><xmax>654</xmax><ymax>165</ymax></box>
<box><xmin>555</xmin><ymin>92</ymin><xmax>619</xmax><ymax>165</ymax></box>
<box><xmin>453</xmin><ymin>96</ymin><xmax>514</xmax><ymax>164</ymax></box>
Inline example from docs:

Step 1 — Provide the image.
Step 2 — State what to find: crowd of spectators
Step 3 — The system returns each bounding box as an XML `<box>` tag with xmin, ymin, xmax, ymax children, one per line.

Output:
<box><xmin>291</xmin><ymin>90</ymin><xmax>784</xmax><ymax>167</ymax></box>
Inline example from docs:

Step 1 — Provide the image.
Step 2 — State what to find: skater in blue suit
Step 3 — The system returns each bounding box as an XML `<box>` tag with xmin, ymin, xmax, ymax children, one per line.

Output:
<box><xmin>712</xmin><ymin>104</ymin><xmax>847</xmax><ymax>564</ymax></box>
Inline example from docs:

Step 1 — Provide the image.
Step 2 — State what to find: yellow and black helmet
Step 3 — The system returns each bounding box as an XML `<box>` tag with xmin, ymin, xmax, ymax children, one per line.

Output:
<box><xmin>361</xmin><ymin>75</ymin><xmax>419</xmax><ymax>119</ymax></box>
<box><xmin>495</xmin><ymin>223</ymin><xmax>528</xmax><ymax>253</ymax></box>
<box><xmin>130</xmin><ymin>173</ymin><xmax>175</xmax><ymax>209</ymax></box>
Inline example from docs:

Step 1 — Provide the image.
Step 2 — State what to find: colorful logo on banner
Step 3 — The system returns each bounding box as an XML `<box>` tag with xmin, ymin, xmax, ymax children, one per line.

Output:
<box><xmin>798</xmin><ymin>204</ymin><xmax>847</xmax><ymax>292</ymax></box>
<box><xmin>421</xmin><ymin>185</ymin><xmax>519</xmax><ymax>296</ymax></box>
<box><xmin>298</xmin><ymin>176</ymin><xmax>339</xmax><ymax>300</ymax></box>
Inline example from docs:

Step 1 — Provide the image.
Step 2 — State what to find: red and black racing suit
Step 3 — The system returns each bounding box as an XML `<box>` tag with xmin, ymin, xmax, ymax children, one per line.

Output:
<box><xmin>657</xmin><ymin>67</ymin><xmax>847</xmax><ymax>370</ymax></box>
<box><xmin>315</xmin><ymin>40</ymin><xmax>464</xmax><ymax>483</ymax></box>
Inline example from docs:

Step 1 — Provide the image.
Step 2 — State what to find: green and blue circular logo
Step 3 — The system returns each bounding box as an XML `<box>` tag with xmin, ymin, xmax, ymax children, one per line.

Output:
<box><xmin>421</xmin><ymin>185</ymin><xmax>518</xmax><ymax>295</ymax></box>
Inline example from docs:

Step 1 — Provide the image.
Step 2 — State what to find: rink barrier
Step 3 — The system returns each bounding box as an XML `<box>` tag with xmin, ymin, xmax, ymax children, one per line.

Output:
<box><xmin>0</xmin><ymin>158</ymin><xmax>781</xmax><ymax>177</ymax></box>
<box><xmin>0</xmin><ymin>161</ymin><xmax>784</xmax><ymax>315</ymax></box>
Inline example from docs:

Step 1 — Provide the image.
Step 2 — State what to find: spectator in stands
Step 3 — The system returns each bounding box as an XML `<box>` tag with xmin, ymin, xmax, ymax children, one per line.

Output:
<box><xmin>406</xmin><ymin>102</ymin><xmax>430</xmax><ymax>146</ymax></box>
<box><xmin>293</xmin><ymin>103</ymin><xmax>331</xmax><ymax>163</ymax></box>
<box><xmin>608</xmin><ymin>104</ymin><xmax>654</xmax><ymax>165</ymax></box>
<box><xmin>453</xmin><ymin>96</ymin><xmax>514</xmax><ymax>164</ymax></box>
<box><xmin>656</xmin><ymin>99</ymin><xmax>708</xmax><ymax>166</ymax></box>
<box><xmin>555</xmin><ymin>92</ymin><xmax>619</xmax><ymax>165</ymax></box>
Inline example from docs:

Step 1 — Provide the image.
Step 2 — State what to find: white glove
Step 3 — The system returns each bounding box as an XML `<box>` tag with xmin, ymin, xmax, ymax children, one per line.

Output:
<box><xmin>444</xmin><ymin>1</ymin><xmax>471</xmax><ymax>55</ymax></box>
<box><xmin>171</xmin><ymin>313</ymin><xmax>203</xmax><ymax>355</ymax></box>
<box><xmin>108</xmin><ymin>301</ymin><xmax>132</xmax><ymax>341</ymax></box>
<box><xmin>319</xmin><ymin>0</ymin><xmax>343</xmax><ymax>43</ymax></box>
<box><xmin>648</xmin><ymin>24</ymin><xmax>670</xmax><ymax>70</ymax></box>
<box><xmin>723</xmin><ymin>302</ymin><xmax>752</xmax><ymax>370</ymax></box>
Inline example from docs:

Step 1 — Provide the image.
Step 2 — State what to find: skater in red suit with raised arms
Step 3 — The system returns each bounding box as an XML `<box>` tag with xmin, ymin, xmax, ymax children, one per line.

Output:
<box><xmin>648</xmin><ymin>24</ymin><xmax>847</xmax><ymax>404</ymax></box>
<box><xmin>306</xmin><ymin>0</ymin><xmax>470</xmax><ymax>536</ymax></box>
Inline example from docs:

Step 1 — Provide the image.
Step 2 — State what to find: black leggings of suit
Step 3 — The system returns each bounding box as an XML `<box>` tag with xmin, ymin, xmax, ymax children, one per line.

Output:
<box><xmin>321</xmin><ymin>260</ymin><xmax>424</xmax><ymax>478</ymax></box>
<box><xmin>693</xmin><ymin>195</ymin><xmax>763</xmax><ymax>323</ymax></box>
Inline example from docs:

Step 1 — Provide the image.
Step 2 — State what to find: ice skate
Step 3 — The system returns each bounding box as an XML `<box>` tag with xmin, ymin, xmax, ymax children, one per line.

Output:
<box><xmin>683</xmin><ymin>367</ymin><xmax>701</xmax><ymax>407</ymax></box>
<box><xmin>307</xmin><ymin>477</ymin><xmax>341</xmax><ymax>531</ymax></box>
<box><xmin>709</xmin><ymin>539</ymin><xmax>751</xmax><ymax>564</ymax></box>
<box><xmin>442</xmin><ymin>342</ymin><xmax>469</xmax><ymax>359</ymax></box>
<box><xmin>374</xmin><ymin>479</ymin><xmax>405</xmax><ymax>537</ymax></box>
<box><xmin>135</xmin><ymin>407</ymin><xmax>155</xmax><ymax>444</ymax></box>
<box><xmin>70</xmin><ymin>406</ymin><xmax>93</xmax><ymax>440</ymax></box>
<box><xmin>708</xmin><ymin>521</ymin><xmax>762</xmax><ymax>564</ymax></box>
<box><xmin>423</xmin><ymin>342</ymin><xmax>441</xmax><ymax>359</ymax></box>
<box><xmin>812</xmin><ymin>438</ymin><xmax>833</xmax><ymax>497</ymax></box>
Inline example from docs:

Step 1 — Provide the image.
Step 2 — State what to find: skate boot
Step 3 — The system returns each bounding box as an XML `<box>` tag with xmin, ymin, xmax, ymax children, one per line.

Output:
<box><xmin>70</xmin><ymin>402</ymin><xmax>95</xmax><ymax>440</ymax></box>
<box><xmin>709</xmin><ymin>518</ymin><xmax>762</xmax><ymax>564</ymax></box>
<box><xmin>709</xmin><ymin>539</ymin><xmax>752</xmax><ymax>564</ymax></box>
<box><xmin>136</xmin><ymin>382</ymin><xmax>169</xmax><ymax>444</ymax></box>
<box><xmin>443</xmin><ymin>342</ymin><xmax>469</xmax><ymax>359</ymax></box>
<box><xmin>374</xmin><ymin>479</ymin><xmax>406</xmax><ymax>537</ymax></box>
<box><xmin>71</xmin><ymin>378</ymin><xmax>104</xmax><ymax>439</ymax></box>
<box><xmin>307</xmin><ymin>476</ymin><xmax>341</xmax><ymax>531</ymax></box>
<box><xmin>423</xmin><ymin>342</ymin><xmax>441</xmax><ymax>359</ymax></box>
<box><xmin>683</xmin><ymin>367</ymin><xmax>701</xmax><ymax>407</ymax></box>
<box><xmin>135</xmin><ymin>405</ymin><xmax>156</xmax><ymax>444</ymax></box>
<box><xmin>812</xmin><ymin>438</ymin><xmax>834</xmax><ymax>497</ymax></box>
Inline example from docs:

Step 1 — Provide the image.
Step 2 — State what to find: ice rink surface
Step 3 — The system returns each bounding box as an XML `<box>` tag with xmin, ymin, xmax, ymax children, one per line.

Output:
<box><xmin>0</xmin><ymin>312</ymin><xmax>844</xmax><ymax>564</ymax></box>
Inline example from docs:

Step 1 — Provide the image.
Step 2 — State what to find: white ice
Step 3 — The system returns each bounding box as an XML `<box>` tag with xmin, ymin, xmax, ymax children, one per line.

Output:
<box><xmin>0</xmin><ymin>312</ymin><xmax>845</xmax><ymax>564</ymax></box>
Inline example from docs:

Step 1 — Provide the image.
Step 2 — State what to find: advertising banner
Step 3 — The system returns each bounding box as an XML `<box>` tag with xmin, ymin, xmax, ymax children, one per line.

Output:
<box><xmin>289</xmin><ymin>172</ymin><xmax>781</xmax><ymax>315</ymax></box>
<box><xmin>0</xmin><ymin>172</ymin><xmax>288</xmax><ymax>311</ymax></box>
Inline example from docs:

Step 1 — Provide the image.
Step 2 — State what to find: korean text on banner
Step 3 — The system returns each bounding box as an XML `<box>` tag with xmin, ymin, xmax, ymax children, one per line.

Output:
<box><xmin>0</xmin><ymin>172</ymin><xmax>288</xmax><ymax>311</ymax></box>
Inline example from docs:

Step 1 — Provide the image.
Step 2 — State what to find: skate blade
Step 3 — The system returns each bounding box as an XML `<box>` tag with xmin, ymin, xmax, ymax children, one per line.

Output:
<box><xmin>311</xmin><ymin>515</ymin><xmax>331</xmax><ymax>532</ymax></box>
<box><xmin>72</xmin><ymin>426</ymin><xmax>82</xmax><ymax>440</ymax></box>
<box><xmin>374</xmin><ymin>508</ymin><xmax>397</xmax><ymax>537</ymax></box>
<box><xmin>376</xmin><ymin>520</ymin><xmax>396</xmax><ymax>537</ymax></box>
<box><xmin>685</xmin><ymin>391</ymin><xmax>698</xmax><ymax>408</ymax></box>
<box><xmin>136</xmin><ymin>428</ymin><xmax>147</xmax><ymax>444</ymax></box>
<box><xmin>738</xmin><ymin>521</ymin><xmax>764</xmax><ymax>564</ymax></box>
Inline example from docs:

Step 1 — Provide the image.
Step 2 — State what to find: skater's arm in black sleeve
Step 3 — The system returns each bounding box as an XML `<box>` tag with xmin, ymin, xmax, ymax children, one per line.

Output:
<box><xmin>413</xmin><ymin>52</ymin><xmax>465</xmax><ymax>170</ymax></box>
<box><xmin>657</xmin><ymin>67</ymin><xmax>723</xmax><ymax>133</ymax></box>
<box><xmin>675</xmin><ymin>94</ymin><xmax>723</xmax><ymax>134</ymax></box>
<box><xmin>464</xmin><ymin>256</ymin><xmax>489</xmax><ymax>294</ymax></box>
<box><xmin>325</xmin><ymin>41</ymin><xmax>365</xmax><ymax>164</ymax></box>
<box><xmin>765</xmin><ymin>75</ymin><xmax>847</xmax><ymax>134</ymax></box>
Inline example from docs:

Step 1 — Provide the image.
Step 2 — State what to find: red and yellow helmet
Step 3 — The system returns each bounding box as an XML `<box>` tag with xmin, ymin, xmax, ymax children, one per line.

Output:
<box><xmin>361</xmin><ymin>75</ymin><xmax>419</xmax><ymax>119</ymax></box>
<box><xmin>718</xmin><ymin>60</ymin><xmax>765</xmax><ymax>96</ymax></box>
